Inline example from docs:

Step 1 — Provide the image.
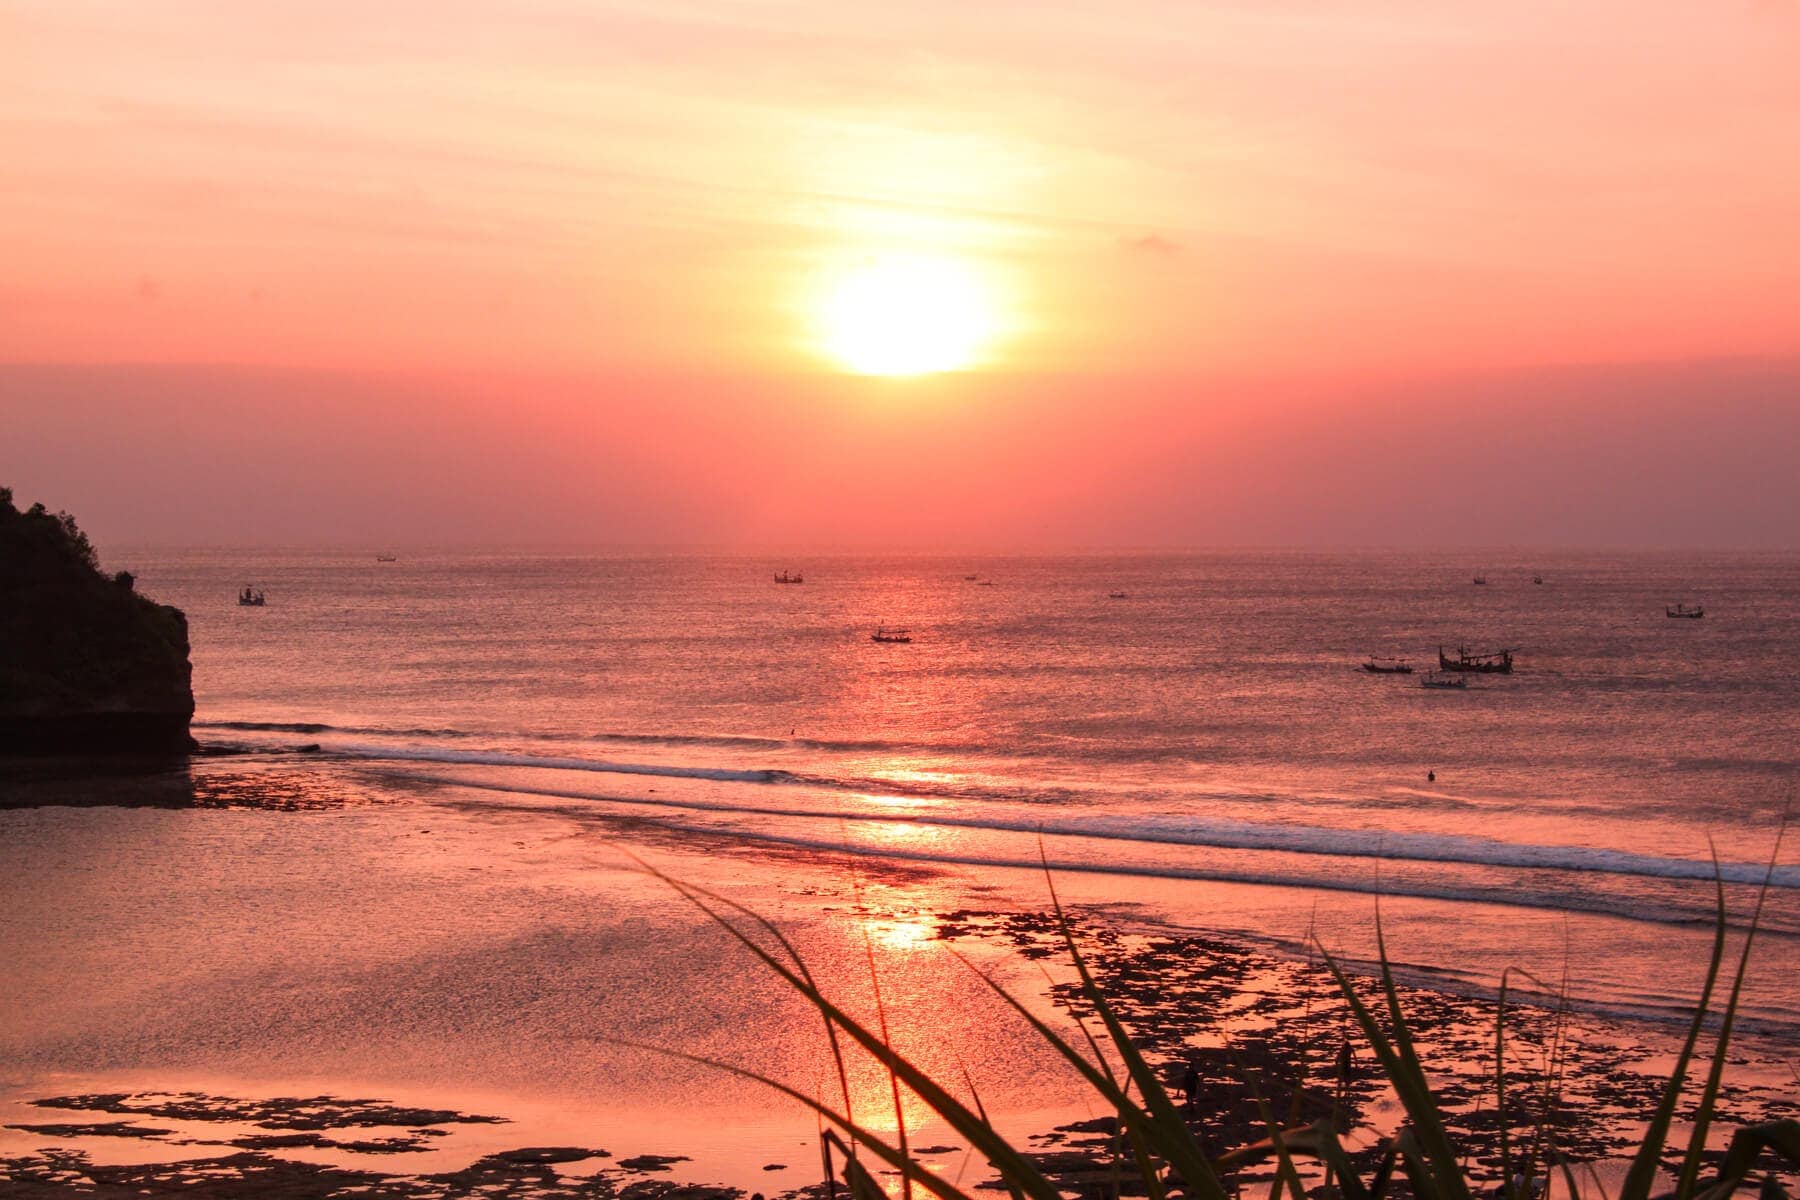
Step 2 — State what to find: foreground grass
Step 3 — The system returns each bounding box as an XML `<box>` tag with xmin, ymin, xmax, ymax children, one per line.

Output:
<box><xmin>626</xmin><ymin>849</ymin><xmax>1797</xmax><ymax>1200</ymax></box>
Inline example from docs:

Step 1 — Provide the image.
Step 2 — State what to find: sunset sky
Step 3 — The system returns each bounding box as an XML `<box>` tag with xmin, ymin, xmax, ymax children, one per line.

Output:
<box><xmin>4</xmin><ymin>0</ymin><xmax>1798</xmax><ymax>547</ymax></box>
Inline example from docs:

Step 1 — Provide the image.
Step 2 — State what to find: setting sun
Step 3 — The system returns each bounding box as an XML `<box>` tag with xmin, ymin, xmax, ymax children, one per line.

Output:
<box><xmin>815</xmin><ymin>256</ymin><xmax>998</xmax><ymax>376</ymax></box>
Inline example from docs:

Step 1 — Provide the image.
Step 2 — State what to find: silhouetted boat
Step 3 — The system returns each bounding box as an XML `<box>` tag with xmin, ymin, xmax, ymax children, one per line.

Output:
<box><xmin>1420</xmin><ymin>671</ymin><xmax>1469</xmax><ymax>690</ymax></box>
<box><xmin>977</xmin><ymin>580</ymin><xmax>995</xmax><ymax>587</ymax></box>
<box><xmin>1439</xmin><ymin>645</ymin><xmax>1514</xmax><ymax>673</ymax></box>
<box><xmin>376</xmin><ymin>555</ymin><xmax>397</xmax><ymax>562</ymax></box>
<box><xmin>1109</xmin><ymin>591</ymin><xmax>1129</xmax><ymax>599</ymax></box>
<box><xmin>871</xmin><ymin>625</ymin><xmax>912</xmax><ymax>644</ymax></box>
<box><xmin>238</xmin><ymin>585</ymin><xmax>266</xmax><ymax>607</ymax></box>
<box><xmin>1532</xmin><ymin>575</ymin><xmax>1544</xmax><ymax>585</ymax></box>
<box><xmin>1666</xmin><ymin>603</ymin><xmax>1704</xmax><ymax>619</ymax></box>
<box><xmin>964</xmin><ymin>574</ymin><xmax>978</xmax><ymax>581</ymax></box>
<box><xmin>1362</xmin><ymin>657</ymin><xmax>1414</xmax><ymax>674</ymax></box>
<box><xmin>774</xmin><ymin>570</ymin><xmax>804</xmax><ymax>584</ymax></box>
<box><xmin>1472</xmin><ymin>575</ymin><xmax>1489</xmax><ymax>586</ymax></box>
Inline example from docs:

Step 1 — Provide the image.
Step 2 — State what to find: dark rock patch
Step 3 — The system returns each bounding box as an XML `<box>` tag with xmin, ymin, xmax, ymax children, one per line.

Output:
<box><xmin>486</xmin><ymin>1147</ymin><xmax>611</xmax><ymax>1165</ymax></box>
<box><xmin>618</xmin><ymin>1183</ymin><xmax>740</xmax><ymax>1200</ymax></box>
<box><xmin>5</xmin><ymin>1122</ymin><xmax>173</xmax><ymax>1140</ymax></box>
<box><xmin>31</xmin><ymin>1091</ymin><xmax>506</xmax><ymax>1131</ymax></box>
<box><xmin>619</xmin><ymin>1155</ymin><xmax>692</xmax><ymax>1172</ymax></box>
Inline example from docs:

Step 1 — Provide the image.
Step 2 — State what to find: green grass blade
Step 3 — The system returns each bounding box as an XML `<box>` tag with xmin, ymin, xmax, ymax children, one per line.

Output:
<box><xmin>1545</xmin><ymin>1142</ymin><xmax>1585</xmax><ymax>1200</ymax></box>
<box><xmin>1720</xmin><ymin>1120</ymin><xmax>1800</xmax><ymax>1181</ymax></box>
<box><xmin>1674</xmin><ymin>825</ymin><xmax>1786</xmax><ymax>1200</ymax></box>
<box><xmin>1042</xmin><ymin>866</ymin><xmax>1231</xmax><ymax>1200</ymax></box>
<box><xmin>1315</xmin><ymin>937</ymin><xmax>1462</xmax><ymax>1200</ymax></box>
<box><xmin>1391</xmin><ymin>1126</ymin><xmax>1444</xmax><ymax>1200</ymax></box>
<box><xmin>637</xmin><ymin>862</ymin><xmax>1069</xmax><ymax>1200</ymax></box>
<box><xmin>848</xmin><ymin>862</ymin><xmax>915</xmax><ymax>1200</ymax></box>
<box><xmin>950</xmin><ymin>945</ymin><xmax>1226</xmax><ymax>1199</ymax></box>
<box><xmin>1498</xmin><ymin>969</ymin><xmax>1514</xmax><ymax>1196</ymax></box>
<box><xmin>829</xmin><ymin>1130</ymin><xmax>893</xmax><ymax>1200</ymax></box>
<box><xmin>1367</xmin><ymin>1143</ymin><xmax>1400</xmax><ymax>1200</ymax></box>
<box><xmin>1370</xmin><ymin>905</ymin><xmax>1471</xmax><ymax>1200</ymax></box>
<box><xmin>1261</xmin><ymin>1121</ymin><xmax>1372</xmax><ymax>1200</ymax></box>
<box><xmin>608</xmin><ymin>1036</ymin><xmax>985</xmax><ymax>1200</ymax></box>
<box><xmin>1679</xmin><ymin>1119</ymin><xmax>1800</xmax><ymax>1200</ymax></box>
<box><xmin>1122</xmin><ymin>1113</ymin><xmax>1172</xmax><ymax>1200</ymax></box>
<box><xmin>618</xmin><ymin>848</ymin><xmax>860</xmax><ymax>1127</ymax></box>
<box><xmin>958</xmin><ymin>1064</ymin><xmax>1025</xmax><ymax>1200</ymax></box>
<box><xmin>1619</xmin><ymin>852</ymin><xmax>1731</xmax><ymax>1200</ymax></box>
<box><xmin>1245</xmin><ymin>1079</ymin><xmax>1308</xmax><ymax>1200</ymax></box>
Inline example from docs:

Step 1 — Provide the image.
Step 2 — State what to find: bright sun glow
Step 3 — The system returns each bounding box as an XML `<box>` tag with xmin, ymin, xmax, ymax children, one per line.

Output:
<box><xmin>816</xmin><ymin>256</ymin><xmax>997</xmax><ymax>376</ymax></box>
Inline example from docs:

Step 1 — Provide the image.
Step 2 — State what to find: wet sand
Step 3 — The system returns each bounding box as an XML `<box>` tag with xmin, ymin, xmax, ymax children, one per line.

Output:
<box><xmin>2</xmin><ymin>753</ymin><xmax>1794</xmax><ymax>1197</ymax></box>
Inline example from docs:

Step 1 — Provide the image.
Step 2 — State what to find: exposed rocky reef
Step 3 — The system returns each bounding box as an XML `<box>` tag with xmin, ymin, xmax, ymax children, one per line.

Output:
<box><xmin>0</xmin><ymin>488</ymin><xmax>195</xmax><ymax>753</ymax></box>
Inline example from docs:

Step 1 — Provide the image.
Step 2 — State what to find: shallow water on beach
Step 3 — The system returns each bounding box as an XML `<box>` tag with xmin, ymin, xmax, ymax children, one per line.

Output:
<box><xmin>0</xmin><ymin>784</ymin><xmax>1106</xmax><ymax>1188</ymax></box>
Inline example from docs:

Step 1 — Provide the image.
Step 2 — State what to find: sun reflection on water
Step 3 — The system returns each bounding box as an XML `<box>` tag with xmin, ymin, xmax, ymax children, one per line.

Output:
<box><xmin>856</xmin><ymin>820</ymin><xmax>943</xmax><ymax>848</ymax></box>
<box><xmin>863</xmin><ymin>913</ymin><xmax>939</xmax><ymax>953</ymax></box>
<box><xmin>855</xmin><ymin>792</ymin><xmax>937</xmax><ymax>812</ymax></box>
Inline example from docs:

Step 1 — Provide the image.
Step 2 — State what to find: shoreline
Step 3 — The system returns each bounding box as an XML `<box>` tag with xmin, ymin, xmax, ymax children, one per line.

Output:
<box><xmin>5</xmin><ymin>747</ymin><xmax>1797</xmax><ymax>1040</ymax></box>
<box><xmin>5</xmin><ymin>747</ymin><xmax>1798</xmax><ymax>1044</ymax></box>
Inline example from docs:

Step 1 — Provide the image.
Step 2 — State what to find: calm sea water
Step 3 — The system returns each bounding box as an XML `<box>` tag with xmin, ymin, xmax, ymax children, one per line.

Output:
<box><xmin>118</xmin><ymin>548</ymin><xmax>1800</xmax><ymax>1030</ymax></box>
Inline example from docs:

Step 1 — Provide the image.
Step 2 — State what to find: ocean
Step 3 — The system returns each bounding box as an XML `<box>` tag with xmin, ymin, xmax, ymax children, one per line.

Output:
<box><xmin>130</xmin><ymin>547</ymin><xmax>1798</xmax><ymax>1032</ymax></box>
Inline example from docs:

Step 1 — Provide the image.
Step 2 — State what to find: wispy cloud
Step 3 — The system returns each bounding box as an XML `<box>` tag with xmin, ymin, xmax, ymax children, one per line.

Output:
<box><xmin>1119</xmin><ymin>233</ymin><xmax>1182</xmax><ymax>258</ymax></box>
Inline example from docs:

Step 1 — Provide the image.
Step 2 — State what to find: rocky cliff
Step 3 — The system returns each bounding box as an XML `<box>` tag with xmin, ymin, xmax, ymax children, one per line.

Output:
<box><xmin>0</xmin><ymin>488</ymin><xmax>196</xmax><ymax>753</ymax></box>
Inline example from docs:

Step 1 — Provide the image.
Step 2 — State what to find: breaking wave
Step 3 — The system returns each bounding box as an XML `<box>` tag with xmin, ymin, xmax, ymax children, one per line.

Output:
<box><xmin>402</xmin><ymin>773</ymin><xmax>1799</xmax><ymax>891</ymax></box>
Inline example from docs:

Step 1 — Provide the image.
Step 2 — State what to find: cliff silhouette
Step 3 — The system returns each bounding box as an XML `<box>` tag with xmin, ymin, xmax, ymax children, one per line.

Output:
<box><xmin>0</xmin><ymin>488</ymin><xmax>196</xmax><ymax>753</ymax></box>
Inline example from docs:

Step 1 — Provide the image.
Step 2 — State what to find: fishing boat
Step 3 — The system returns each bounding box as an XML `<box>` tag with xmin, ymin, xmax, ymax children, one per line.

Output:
<box><xmin>1532</xmin><ymin>575</ymin><xmax>1544</xmax><ymax>585</ymax></box>
<box><xmin>237</xmin><ymin>585</ymin><xmax>266</xmax><ymax>607</ymax></box>
<box><xmin>964</xmin><ymin>574</ymin><xmax>979</xmax><ymax>581</ymax></box>
<box><xmin>1666</xmin><ymin>603</ymin><xmax>1704</xmax><ymax>619</ymax></box>
<box><xmin>1420</xmin><ymin>671</ymin><xmax>1469</xmax><ymax>690</ymax></box>
<box><xmin>376</xmin><ymin>555</ymin><xmax>397</xmax><ymax>563</ymax></box>
<box><xmin>1473</xmin><ymin>575</ymin><xmax>1489</xmax><ymax>585</ymax></box>
<box><xmin>1439</xmin><ymin>645</ymin><xmax>1514</xmax><ymax>673</ymax></box>
<box><xmin>871</xmin><ymin>625</ymin><xmax>912</xmax><ymax>644</ymax></box>
<box><xmin>1109</xmin><ymin>591</ymin><xmax>1129</xmax><ymax>599</ymax></box>
<box><xmin>774</xmin><ymin>570</ymin><xmax>804</xmax><ymax>584</ymax></box>
<box><xmin>1362</xmin><ymin>657</ymin><xmax>1414</xmax><ymax>674</ymax></box>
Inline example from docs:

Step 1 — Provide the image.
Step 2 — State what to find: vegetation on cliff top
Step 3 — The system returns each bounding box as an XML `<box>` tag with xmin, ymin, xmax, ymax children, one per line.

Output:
<box><xmin>0</xmin><ymin>487</ymin><xmax>194</xmax><ymax>738</ymax></box>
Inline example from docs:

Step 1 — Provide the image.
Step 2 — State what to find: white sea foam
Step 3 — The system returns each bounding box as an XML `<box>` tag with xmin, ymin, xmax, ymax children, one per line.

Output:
<box><xmin>333</xmin><ymin>742</ymin><xmax>779</xmax><ymax>783</ymax></box>
<box><xmin>399</xmin><ymin>771</ymin><xmax>1800</xmax><ymax>891</ymax></box>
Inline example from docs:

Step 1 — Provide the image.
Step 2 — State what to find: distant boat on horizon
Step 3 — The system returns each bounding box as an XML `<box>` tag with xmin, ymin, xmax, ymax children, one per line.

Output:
<box><xmin>1439</xmin><ymin>645</ymin><xmax>1514</xmax><ymax>673</ymax></box>
<box><xmin>1666</xmin><ymin>603</ymin><xmax>1704</xmax><ymax>619</ymax></box>
<box><xmin>1362</xmin><ymin>657</ymin><xmax>1414</xmax><ymax>674</ymax></box>
<box><xmin>1532</xmin><ymin>574</ymin><xmax>1544</xmax><ymax>585</ymax></box>
<box><xmin>871</xmin><ymin>625</ymin><xmax>913</xmax><ymax>644</ymax></box>
<box><xmin>1109</xmin><ymin>591</ymin><xmax>1129</xmax><ymax>599</ymax></box>
<box><xmin>1421</xmin><ymin>671</ymin><xmax>1469</xmax><ymax>690</ymax></box>
<box><xmin>774</xmin><ymin>570</ymin><xmax>804</xmax><ymax>584</ymax></box>
<box><xmin>237</xmin><ymin>585</ymin><xmax>266</xmax><ymax>607</ymax></box>
<box><xmin>376</xmin><ymin>555</ymin><xmax>398</xmax><ymax>562</ymax></box>
<box><xmin>1472</xmin><ymin>575</ymin><xmax>1489</xmax><ymax>586</ymax></box>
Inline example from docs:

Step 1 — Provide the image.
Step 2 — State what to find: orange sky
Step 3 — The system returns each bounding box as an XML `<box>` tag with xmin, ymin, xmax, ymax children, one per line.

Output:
<box><xmin>3</xmin><ymin>1</ymin><xmax>1799</xmax><ymax>544</ymax></box>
